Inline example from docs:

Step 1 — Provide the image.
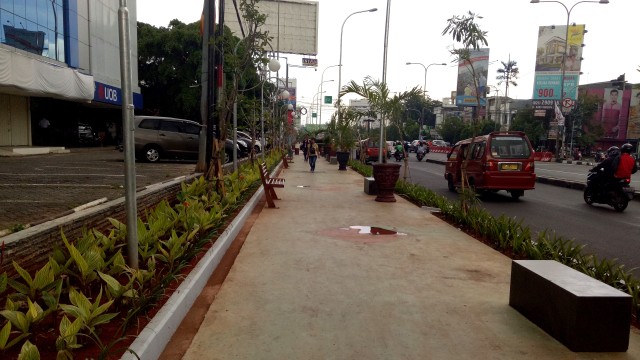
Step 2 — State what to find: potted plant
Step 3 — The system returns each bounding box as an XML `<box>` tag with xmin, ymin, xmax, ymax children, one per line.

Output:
<box><xmin>341</xmin><ymin>76</ymin><xmax>422</xmax><ymax>201</ymax></box>
<box><xmin>331</xmin><ymin>107</ymin><xmax>360</xmax><ymax>170</ymax></box>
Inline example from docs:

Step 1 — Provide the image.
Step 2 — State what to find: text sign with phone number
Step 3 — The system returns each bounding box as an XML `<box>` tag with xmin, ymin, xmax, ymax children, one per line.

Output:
<box><xmin>532</xmin><ymin>73</ymin><xmax>579</xmax><ymax>101</ymax></box>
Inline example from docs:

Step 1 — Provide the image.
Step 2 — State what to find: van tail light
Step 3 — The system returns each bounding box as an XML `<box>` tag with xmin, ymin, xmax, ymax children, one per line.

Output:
<box><xmin>485</xmin><ymin>160</ymin><xmax>498</xmax><ymax>171</ymax></box>
<box><xmin>524</xmin><ymin>161</ymin><xmax>534</xmax><ymax>172</ymax></box>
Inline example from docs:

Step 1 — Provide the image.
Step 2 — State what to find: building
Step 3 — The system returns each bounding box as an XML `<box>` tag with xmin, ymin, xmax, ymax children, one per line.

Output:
<box><xmin>0</xmin><ymin>0</ymin><xmax>141</xmax><ymax>148</ymax></box>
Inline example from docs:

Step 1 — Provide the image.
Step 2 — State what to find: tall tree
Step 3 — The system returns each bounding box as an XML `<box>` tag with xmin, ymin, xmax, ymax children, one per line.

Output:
<box><xmin>442</xmin><ymin>11</ymin><xmax>488</xmax><ymax>207</ymax></box>
<box><xmin>496</xmin><ymin>56</ymin><xmax>519</xmax><ymax>99</ymax></box>
<box><xmin>442</xmin><ymin>11</ymin><xmax>488</xmax><ymax>124</ymax></box>
<box><xmin>137</xmin><ymin>20</ymin><xmax>202</xmax><ymax>120</ymax></box>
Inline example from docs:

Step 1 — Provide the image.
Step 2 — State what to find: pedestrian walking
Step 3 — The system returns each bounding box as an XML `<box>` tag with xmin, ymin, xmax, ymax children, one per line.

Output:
<box><xmin>308</xmin><ymin>138</ymin><xmax>319</xmax><ymax>172</ymax></box>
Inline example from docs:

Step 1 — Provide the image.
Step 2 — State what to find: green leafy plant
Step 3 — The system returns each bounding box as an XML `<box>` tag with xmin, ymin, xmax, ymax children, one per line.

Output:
<box><xmin>55</xmin><ymin>315</ymin><xmax>83</xmax><ymax>359</ymax></box>
<box><xmin>17</xmin><ymin>340</ymin><xmax>39</xmax><ymax>360</ymax></box>
<box><xmin>59</xmin><ymin>287</ymin><xmax>118</xmax><ymax>346</ymax></box>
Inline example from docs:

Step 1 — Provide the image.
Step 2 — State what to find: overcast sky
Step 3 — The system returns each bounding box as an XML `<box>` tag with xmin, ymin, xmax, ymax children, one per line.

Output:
<box><xmin>136</xmin><ymin>0</ymin><xmax>638</xmax><ymax>124</ymax></box>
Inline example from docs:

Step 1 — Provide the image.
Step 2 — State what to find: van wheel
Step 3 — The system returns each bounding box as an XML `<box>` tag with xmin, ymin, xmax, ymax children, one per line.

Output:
<box><xmin>510</xmin><ymin>190</ymin><xmax>524</xmax><ymax>200</ymax></box>
<box><xmin>143</xmin><ymin>145</ymin><xmax>161</xmax><ymax>162</ymax></box>
<box><xmin>447</xmin><ymin>176</ymin><xmax>456</xmax><ymax>192</ymax></box>
<box><xmin>224</xmin><ymin>151</ymin><xmax>231</xmax><ymax>164</ymax></box>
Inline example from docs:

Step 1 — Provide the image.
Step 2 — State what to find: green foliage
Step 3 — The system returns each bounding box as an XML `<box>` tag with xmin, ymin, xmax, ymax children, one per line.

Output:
<box><xmin>55</xmin><ymin>315</ymin><xmax>83</xmax><ymax>359</ymax></box>
<box><xmin>137</xmin><ymin>20</ymin><xmax>203</xmax><ymax>119</ymax></box>
<box><xmin>17</xmin><ymin>340</ymin><xmax>39</xmax><ymax>360</ymax></box>
<box><xmin>59</xmin><ymin>288</ymin><xmax>118</xmax><ymax>334</ymax></box>
<box><xmin>510</xmin><ymin>106</ymin><xmax>547</xmax><ymax>145</ymax></box>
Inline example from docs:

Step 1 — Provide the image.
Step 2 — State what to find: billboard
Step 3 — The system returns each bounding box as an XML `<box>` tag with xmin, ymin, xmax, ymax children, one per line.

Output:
<box><xmin>532</xmin><ymin>25</ymin><xmax>585</xmax><ymax>110</ymax></box>
<box><xmin>584</xmin><ymin>87</ymin><xmax>631</xmax><ymax>141</ymax></box>
<box><xmin>629</xmin><ymin>89</ymin><xmax>640</xmax><ymax>139</ymax></box>
<box><xmin>455</xmin><ymin>48</ymin><xmax>489</xmax><ymax>107</ymax></box>
<box><xmin>224</xmin><ymin>0</ymin><xmax>319</xmax><ymax>55</ymax></box>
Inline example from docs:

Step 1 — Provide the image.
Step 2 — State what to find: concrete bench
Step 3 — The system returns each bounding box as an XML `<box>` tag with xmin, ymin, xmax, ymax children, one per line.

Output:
<box><xmin>364</xmin><ymin>177</ymin><xmax>377</xmax><ymax>195</ymax></box>
<box><xmin>509</xmin><ymin>260</ymin><xmax>632</xmax><ymax>352</ymax></box>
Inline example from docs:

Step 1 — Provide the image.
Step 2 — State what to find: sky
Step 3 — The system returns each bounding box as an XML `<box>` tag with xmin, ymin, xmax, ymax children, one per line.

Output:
<box><xmin>136</xmin><ymin>0</ymin><xmax>639</xmax><ymax>125</ymax></box>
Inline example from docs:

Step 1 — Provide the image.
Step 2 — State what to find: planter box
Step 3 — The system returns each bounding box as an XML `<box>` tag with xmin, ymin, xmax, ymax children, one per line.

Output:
<box><xmin>509</xmin><ymin>260</ymin><xmax>632</xmax><ymax>352</ymax></box>
<box><xmin>364</xmin><ymin>177</ymin><xmax>377</xmax><ymax>195</ymax></box>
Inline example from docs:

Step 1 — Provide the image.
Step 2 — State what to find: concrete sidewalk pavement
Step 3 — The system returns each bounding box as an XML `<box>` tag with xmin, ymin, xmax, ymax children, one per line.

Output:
<box><xmin>179</xmin><ymin>155</ymin><xmax>640</xmax><ymax>359</ymax></box>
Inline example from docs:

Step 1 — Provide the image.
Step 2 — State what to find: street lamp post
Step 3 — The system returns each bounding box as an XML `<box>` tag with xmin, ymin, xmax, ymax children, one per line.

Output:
<box><xmin>320</xmin><ymin>64</ymin><xmax>340</xmax><ymax>125</ymax></box>
<box><xmin>530</xmin><ymin>0</ymin><xmax>609</xmax><ymax>160</ymax></box>
<box><xmin>405</xmin><ymin>62</ymin><xmax>446</xmax><ymax>98</ymax></box>
<box><xmin>337</xmin><ymin>8</ymin><xmax>377</xmax><ymax>129</ymax></box>
<box><xmin>316</xmin><ymin>79</ymin><xmax>334</xmax><ymax>125</ymax></box>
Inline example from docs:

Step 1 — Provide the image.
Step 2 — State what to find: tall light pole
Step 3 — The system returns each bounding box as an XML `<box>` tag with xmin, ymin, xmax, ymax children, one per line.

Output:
<box><xmin>337</xmin><ymin>8</ymin><xmax>377</xmax><ymax>128</ymax></box>
<box><xmin>405</xmin><ymin>62</ymin><xmax>446</xmax><ymax>98</ymax></box>
<box><xmin>320</xmin><ymin>64</ymin><xmax>340</xmax><ymax>126</ymax></box>
<box><xmin>316</xmin><ymin>79</ymin><xmax>334</xmax><ymax>125</ymax></box>
<box><xmin>530</xmin><ymin>0</ymin><xmax>609</xmax><ymax>160</ymax></box>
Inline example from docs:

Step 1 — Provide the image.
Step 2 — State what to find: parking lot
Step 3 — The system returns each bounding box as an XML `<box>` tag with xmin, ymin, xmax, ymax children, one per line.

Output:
<box><xmin>0</xmin><ymin>148</ymin><xmax>199</xmax><ymax>232</ymax></box>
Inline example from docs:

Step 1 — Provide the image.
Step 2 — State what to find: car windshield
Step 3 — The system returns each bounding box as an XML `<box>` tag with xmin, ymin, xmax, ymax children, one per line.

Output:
<box><xmin>489</xmin><ymin>137</ymin><xmax>531</xmax><ymax>159</ymax></box>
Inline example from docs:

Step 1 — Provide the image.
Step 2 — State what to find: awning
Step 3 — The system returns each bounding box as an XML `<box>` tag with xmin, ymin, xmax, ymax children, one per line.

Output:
<box><xmin>0</xmin><ymin>46</ymin><xmax>94</xmax><ymax>101</ymax></box>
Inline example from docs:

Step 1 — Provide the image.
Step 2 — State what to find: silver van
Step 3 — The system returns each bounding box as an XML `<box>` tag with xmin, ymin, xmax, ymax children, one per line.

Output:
<box><xmin>134</xmin><ymin>116</ymin><xmax>202</xmax><ymax>162</ymax></box>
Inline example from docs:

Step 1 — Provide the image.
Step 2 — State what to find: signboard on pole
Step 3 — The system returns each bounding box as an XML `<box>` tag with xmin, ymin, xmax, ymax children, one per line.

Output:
<box><xmin>324</xmin><ymin>95</ymin><xmax>332</xmax><ymax>104</ymax></box>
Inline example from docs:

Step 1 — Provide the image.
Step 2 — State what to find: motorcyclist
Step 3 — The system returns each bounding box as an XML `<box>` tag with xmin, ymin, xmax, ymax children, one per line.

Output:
<box><xmin>589</xmin><ymin>146</ymin><xmax>620</xmax><ymax>189</ymax></box>
<box><xmin>612</xmin><ymin>143</ymin><xmax>638</xmax><ymax>180</ymax></box>
<box><xmin>395</xmin><ymin>141</ymin><xmax>404</xmax><ymax>159</ymax></box>
<box><xmin>416</xmin><ymin>141</ymin><xmax>428</xmax><ymax>155</ymax></box>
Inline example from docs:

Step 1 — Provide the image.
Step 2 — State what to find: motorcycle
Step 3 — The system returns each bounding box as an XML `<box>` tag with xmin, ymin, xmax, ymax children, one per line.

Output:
<box><xmin>394</xmin><ymin>150</ymin><xmax>405</xmax><ymax>162</ymax></box>
<box><xmin>583</xmin><ymin>169</ymin><xmax>635</xmax><ymax>212</ymax></box>
<box><xmin>416</xmin><ymin>148</ymin><xmax>426</xmax><ymax>161</ymax></box>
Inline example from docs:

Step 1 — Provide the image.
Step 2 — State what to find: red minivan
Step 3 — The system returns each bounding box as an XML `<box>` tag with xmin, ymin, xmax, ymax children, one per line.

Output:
<box><xmin>444</xmin><ymin>131</ymin><xmax>536</xmax><ymax>199</ymax></box>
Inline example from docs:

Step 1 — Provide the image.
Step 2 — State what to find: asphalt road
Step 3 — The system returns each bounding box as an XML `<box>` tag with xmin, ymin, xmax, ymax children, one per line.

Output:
<box><xmin>0</xmin><ymin>148</ymin><xmax>199</xmax><ymax>231</ymax></box>
<box><xmin>403</xmin><ymin>152</ymin><xmax>640</xmax><ymax>275</ymax></box>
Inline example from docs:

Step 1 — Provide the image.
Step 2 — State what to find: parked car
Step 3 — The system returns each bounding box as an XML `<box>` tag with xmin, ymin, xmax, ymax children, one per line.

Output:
<box><xmin>429</xmin><ymin>139</ymin><xmax>449</xmax><ymax>147</ymax></box>
<box><xmin>236</xmin><ymin>130</ymin><xmax>262</xmax><ymax>153</ymax></box>
<box><xmin>444</xmin><ymin>131</ymin><xmax>536</xmax><ymax>199</ymax></box>
<box><xmin>134</xmin><ymin>116</ymin><xmax>202</xmax><ymax>162</ymax></box>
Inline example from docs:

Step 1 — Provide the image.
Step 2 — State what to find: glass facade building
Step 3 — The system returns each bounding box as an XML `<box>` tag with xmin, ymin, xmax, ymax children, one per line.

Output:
<box><xmin>0</xmin><ymin>0</ymin><xmax>141</xmax><ymax>148</ymax></box>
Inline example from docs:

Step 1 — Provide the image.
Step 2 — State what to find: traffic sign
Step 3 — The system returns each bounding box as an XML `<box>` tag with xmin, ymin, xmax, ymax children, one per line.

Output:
<box><xmin>562</xmin><ymin>98</ymin><xmax>575</xmax><ymax>108</ymax></box>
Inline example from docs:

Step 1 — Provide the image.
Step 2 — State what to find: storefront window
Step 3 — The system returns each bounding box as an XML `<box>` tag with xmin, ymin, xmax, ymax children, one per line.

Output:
<box><xmin>0</xmin><ymin>0</ymin><xmax>65</xmax><ymax>62</ymax></box>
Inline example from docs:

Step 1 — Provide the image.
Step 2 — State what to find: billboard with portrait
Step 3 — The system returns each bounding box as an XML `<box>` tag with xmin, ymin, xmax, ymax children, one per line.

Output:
<box><xmin>455</xmin><ymin>48</ymin><xmax>489</xmax><ymax>107</ymax></box>
<box><xmin>628</xmin><ymin>89</ymin><xmax>640</xmax><ymax>139</ymax></box>
<box><xmin>585</xmin><ymin>87</ymin><xmax>631</xmax><ymax>141</ymax></box>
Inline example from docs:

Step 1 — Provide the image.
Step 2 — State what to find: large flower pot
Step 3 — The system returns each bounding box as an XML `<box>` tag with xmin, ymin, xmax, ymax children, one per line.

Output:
<box><xmin>372</xmin><ymin>163</ymin><xmax>401</xmax><ymax>202</ymax></box>
<box><xmin>336</xmin><ymin>151</ymin><xmax>350</xmax><ymax>171</ymax></box>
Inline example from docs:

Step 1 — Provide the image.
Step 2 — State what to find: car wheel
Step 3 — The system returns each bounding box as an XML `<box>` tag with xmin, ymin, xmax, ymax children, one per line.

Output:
<box><xmin>447</xmin><ymin>175</ymin><xmax>456</xmax><ymax>192</ymax></box>
<box><xmin>224</xmin><ymin>151</ymin><xmax>231</xmax><ymax>164</ymax></box>
<box><xmin>510</xmin><ymin>190</ymin><xmax>524</xmax><ymax>200</ymax></box>
<box><xmin>583</xmin><ymin>188</ymin><xmax>594</xmax><ymax>205</ymax></box>
<box><xmin>254</xmin><ymin>145</ymin><xmax>261</xmax><ymax>154</ymax></box>
<box><xmin>143</xmin><ymin>145</ymin><xmax>161</xmax><ymax>162</ymax></box>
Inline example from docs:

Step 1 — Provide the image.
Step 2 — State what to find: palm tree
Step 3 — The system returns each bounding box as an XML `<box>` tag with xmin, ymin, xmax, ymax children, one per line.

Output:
<box><xmin>340</xmin><ymin>76</ymin><xmax>422</xmax><ymax>201</ymax></box>
<box><xmin>496</xmin><ymin>56</ymin><xmax>519</xmax><ymax>99</ymax></box>
<box><xmin>340</xmin><ymin>76</ymin><xmax>422</xmax><ymax>154</ymax></box>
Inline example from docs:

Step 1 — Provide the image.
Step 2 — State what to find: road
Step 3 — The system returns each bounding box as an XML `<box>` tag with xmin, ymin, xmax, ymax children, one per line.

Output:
<box><xmin>400</xmin><ymin>152</ymin><xmax>640</xmax><ymax>275</ymax></box>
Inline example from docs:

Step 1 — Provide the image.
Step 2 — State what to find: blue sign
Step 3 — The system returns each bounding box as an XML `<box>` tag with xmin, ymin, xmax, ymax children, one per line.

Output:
<box><xmin>532</xmin><ymin>74</ymin><xmax>579</xmax><ymax>101</ymax></box>
<box><xmin>94</xmin><ymin>81</ymin><xmax>143</xmax><ymax>109</ymax></box>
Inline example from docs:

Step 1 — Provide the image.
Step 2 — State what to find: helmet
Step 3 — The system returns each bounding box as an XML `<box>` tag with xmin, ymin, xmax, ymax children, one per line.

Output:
<box><xmin>607</xmin><ymin>146</ymin><xmax>620</xmax><ymax>157</ymax></box>
<box><xmin>621</xmin><ymin>143</ymin><xmax>633</xmax><ymax>154</ymax></box>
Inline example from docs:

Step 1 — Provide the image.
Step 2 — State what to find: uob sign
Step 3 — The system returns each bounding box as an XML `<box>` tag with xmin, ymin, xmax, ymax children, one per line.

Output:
<box><xmin>94</xmin><ymin>82</ymin><xmax>122</xmax><ymax>105</ymax></box>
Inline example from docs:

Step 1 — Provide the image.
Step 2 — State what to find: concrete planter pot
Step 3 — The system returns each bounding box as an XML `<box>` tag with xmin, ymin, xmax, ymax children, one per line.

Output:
<box><xmin>372</xmin><ymin>163</ymin><xmax>401</xmax><ymax>202</ymax></box>
<box><xmin>336</xmin><ymin>151</ymin><xmax>350</xmax><ymax>171</ymax></box>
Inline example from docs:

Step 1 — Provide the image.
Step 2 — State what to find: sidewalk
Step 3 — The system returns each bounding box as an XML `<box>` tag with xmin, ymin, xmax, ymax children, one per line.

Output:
<box><xmin>178</xmin><ymin>155</ymin><xmax>640</xmax><ymax>359</ymax></box>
